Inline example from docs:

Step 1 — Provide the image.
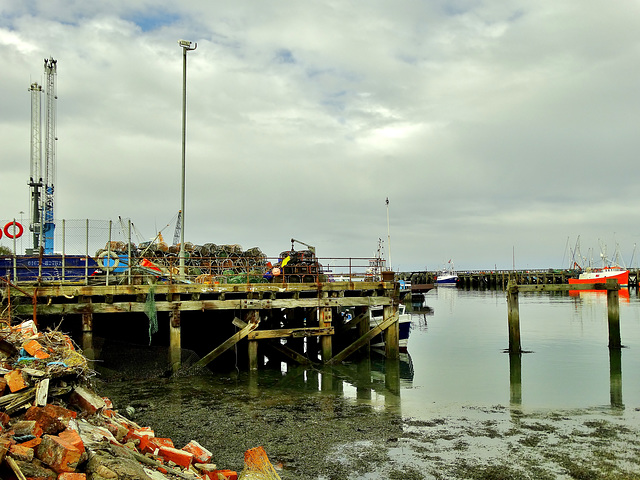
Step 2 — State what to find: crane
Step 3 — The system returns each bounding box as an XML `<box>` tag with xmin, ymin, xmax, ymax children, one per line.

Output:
<box><xmin>28</xmin><ymin>82</ymin><xmax>43</xmax><ymax>251</ymax></box>
<box><xmin>42</xmin><ymin>57</ymin><xmax>57</xmax><ymax>254</ymax></box>
<box><xmin>173</xmin><ymin>210</ymin><xmax>182</xmax><ymax>246</ymax></box>
<box><xmin>28</xmin><ymin>57</ymin><xmax>57</xmax><ymax>254</ymax></box>
<box><xmin>291</xmin><ymin>238</ymin><xmax>315</xmax><ymax>255</ymax></box>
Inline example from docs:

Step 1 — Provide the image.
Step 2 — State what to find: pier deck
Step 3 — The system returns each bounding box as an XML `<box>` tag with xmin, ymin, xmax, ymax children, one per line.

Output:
<box><xmin>1</xmin><ymin>276</ymin><xmax>401</xmax><ymax>373</ymax></box>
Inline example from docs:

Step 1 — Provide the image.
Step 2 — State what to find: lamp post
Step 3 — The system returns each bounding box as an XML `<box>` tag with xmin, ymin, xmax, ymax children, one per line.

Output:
<box><xmin>178</xmin><ymin>39</ymin><xmax>197</xmax><ymax>278</ymax></box>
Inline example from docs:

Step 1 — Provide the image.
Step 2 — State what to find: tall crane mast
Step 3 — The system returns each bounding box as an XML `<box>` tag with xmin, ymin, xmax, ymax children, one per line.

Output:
<box><xmin>28</xmin><ymin>82</ymin><xmax>43</xmax><ymax>251</ymax></box>
<box><xmin>42</xmin><ymin>57</ymin><xmax>57</xmax><ymax>254</ymax></box>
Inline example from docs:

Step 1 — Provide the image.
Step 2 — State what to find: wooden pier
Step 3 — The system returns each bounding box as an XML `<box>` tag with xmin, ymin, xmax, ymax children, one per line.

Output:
<box><xmin>0</xmin><ymin>276</ymin><xmax>401</xmax><ymax>373</ymax></box>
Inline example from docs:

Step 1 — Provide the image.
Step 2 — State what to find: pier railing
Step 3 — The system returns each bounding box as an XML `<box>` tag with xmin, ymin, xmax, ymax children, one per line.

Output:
<box><xmin>0</xmin><ymin>253</ymin><xmax>386</xmax><ymax>286</ymax></box>
<box><xmin>0</xmin><ymin>218</ymin><xmax>391</xmax><ymax>286</ymax></box>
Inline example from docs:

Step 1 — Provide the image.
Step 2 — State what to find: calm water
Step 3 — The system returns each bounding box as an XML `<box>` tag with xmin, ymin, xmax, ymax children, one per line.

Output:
<box><xmin>401</xmin><ymin>287</ymin><xmax>640</xmax><ymax>413</ymax></box>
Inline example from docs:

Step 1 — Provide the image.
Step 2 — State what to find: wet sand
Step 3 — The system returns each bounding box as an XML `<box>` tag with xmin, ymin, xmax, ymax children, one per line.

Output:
<box><xmin>97</xmin><ymin>373</ymin><xmax>640</xmax><ymax>480</ymax></box>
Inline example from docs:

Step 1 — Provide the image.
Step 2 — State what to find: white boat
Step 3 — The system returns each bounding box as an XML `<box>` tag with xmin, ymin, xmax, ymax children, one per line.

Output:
<box><xmin>436</xmin><ymin>260</ymin><xmax>458</xmax><ymax>285</ymax></box>
<box><xmin>370</xmin><ymin>304</ymin><xmax>412</xmax><ymax>351</ymax></box>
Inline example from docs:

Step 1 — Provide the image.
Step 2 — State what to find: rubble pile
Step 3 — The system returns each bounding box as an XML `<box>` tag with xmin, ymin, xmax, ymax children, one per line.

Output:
<box><xmin>0</xmin><ymin>321</ymin><xmax>279</xmax><ymax>480</ymax></box>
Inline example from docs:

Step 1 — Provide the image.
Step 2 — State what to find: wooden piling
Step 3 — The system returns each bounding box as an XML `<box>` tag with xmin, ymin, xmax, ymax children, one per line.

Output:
<box><xmin>320</xmin><ymin>307</ymin><xmax>333</xmax><ymax>363</ymax></box>
<box><xmin>506</xmin><ymin>281</ymin><xmax>521</xmax><ymax>354</ymax></box>
<box><xmin>169</xmin><ymin>310</ymin><xmax>181</xmax><ymax>374</ymax></box>
<box><xmin>606</xmin><ymin>279</ymin><xmax>621</xmax><ymax>349</ymax></box>
<box><xmin>383</xmin><ymin>305</ymin><xmax>399</xmax><ymax>360</ymax></box>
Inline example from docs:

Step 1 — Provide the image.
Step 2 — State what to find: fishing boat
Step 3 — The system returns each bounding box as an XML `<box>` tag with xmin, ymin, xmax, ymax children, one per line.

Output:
<box><xmin>568</xmin><ymin>266</ymin><xmax>629</xmax><ymax>287</ymax></box>
<box><xmin>370</xmin><ymin>304</ymin><xmax>412</xmax><ymax>351</ymax></box>
<box><xmin>436</xmin><ymin>260</ymin><xmax>458</xmax><ymax>285</ymax></box>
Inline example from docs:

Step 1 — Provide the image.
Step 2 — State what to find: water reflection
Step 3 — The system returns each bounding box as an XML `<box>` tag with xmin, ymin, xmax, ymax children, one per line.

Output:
<box><xmin>609</xmin><ymin>348</ymin><xmax>623</xmax><ymax>408</ymax></box>
<box><xmin>509</xmin><ymin>353</ymin><xmax>522</xmax><ymax>406</ymax></box>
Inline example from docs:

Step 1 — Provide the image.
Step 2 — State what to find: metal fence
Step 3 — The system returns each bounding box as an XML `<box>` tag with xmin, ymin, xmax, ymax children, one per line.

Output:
<box><xmin>0</xmin><ymin>218</ymin><xmax>387</xmax><ymax>285</ymax></box>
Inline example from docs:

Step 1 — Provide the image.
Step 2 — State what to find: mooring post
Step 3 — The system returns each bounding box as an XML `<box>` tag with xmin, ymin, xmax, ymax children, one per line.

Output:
<box><xmin>606</xmin><ymin>279</ymin><xmax>621</xmax><ymax>349</ymax></box>
<box><xmin>320</xmin><ymin>307</ymin><xmax>333</xmax><ymax>363</ymax></box>
<box><xmin>247</xmin><ymin>310</ymin><xmax>260</xmax><ymax>371</ymax></box>
<box><xmin>383</xmin><ymin>304</ymin><xmax>400</xmax><ymax>360</ymax></box>
<box><xmin>169</xmin><ymin>309</ymin><xmax>181</xmax><ymax>373</ymax></box>
<box><xmin>81</xmin><ymin>297</ymin><xmax>94</xmax><ymax>360</ymax></box>
<box><xmin>506</xmin><ymin>280</ymin><xmax>522</xmax><ymax>354</ymax></box>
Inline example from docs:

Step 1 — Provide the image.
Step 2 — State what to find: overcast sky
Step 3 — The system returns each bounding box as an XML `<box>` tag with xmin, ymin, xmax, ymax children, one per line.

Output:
<box><xmin>1</xmin><ymin>1</ymin><xmax>639</xmax><ymax>272</ymax></box>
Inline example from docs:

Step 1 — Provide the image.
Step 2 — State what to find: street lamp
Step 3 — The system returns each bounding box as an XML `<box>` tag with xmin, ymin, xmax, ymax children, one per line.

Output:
<box><xmin>178</xmin><ymin>39</ymin><xmax>197</xmax><ymax>278</ymax></box>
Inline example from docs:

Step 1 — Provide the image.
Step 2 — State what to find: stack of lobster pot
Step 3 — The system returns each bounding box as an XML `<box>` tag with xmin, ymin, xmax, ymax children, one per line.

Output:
<box><xmin>279</xmin><ymin>249</ymin><xmax>323</xmax><ymax>283</ymax></box>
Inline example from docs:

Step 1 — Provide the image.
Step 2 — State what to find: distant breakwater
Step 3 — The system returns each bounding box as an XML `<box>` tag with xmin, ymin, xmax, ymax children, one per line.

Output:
<box><xmin>397</xmin><ymin>269</ymin><xmax>640</xmax><ymax>289</ymax></box>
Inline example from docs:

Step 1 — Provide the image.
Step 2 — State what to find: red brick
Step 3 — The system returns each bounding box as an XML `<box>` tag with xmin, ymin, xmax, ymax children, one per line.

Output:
<box><xmin>58</xmin><ymin>429</ymin><xmax>84</xmax><ymax>454</ymax></box>
<box><xmin>158</xmin><ymin>445</ymin><xmax>194</xmax><ymax>468</ymax></box>
<box><xmin>203</xmin><ymin>470</ymin><xmax>237</xmax><ymax>480</ymax></box>
<box><xmin>182</xmin><ymin>440</ymin><xmax>212</xmax><ymax>463</ymax></box>
<box><xmin>67</xmin><ymin>386</ymin><xmax>106</xmax><ymax>414</ymax></box>
<box><xmin>23</xmin><ymin>339</ymin><xmax>45</xmax><ymax>356</ymax></box>
<box><xmin>24</xmin><ymin>405</ymin><xmax>76</xmax><ymax>435</ymax></box>
<box><xmin>5</xmin><ymin>369</ymin><xmax>28</xmax><ymax>392</ymax></box>
<box><xmin>36</xmin><ymin>434</ymin><xmax>82</xmax><ymax>473</ymax></box>
<box><xmin>9</xmin><ymin>443</ymin><xmax>35</xmax><ymax>462</ymax></box>
<box><xmin>34</xmin><ymin>349</ymin><xmax>51</xmax><ymax>359</ymax></box>
<box><xmin>17</xmin><ymin>436</ymin><xmax>42</xmax><ymax>449</ymax></box>
<box><xmin>58</xmin><ymin>472</ymin><xmax>86</xmax><ymax>480</ymax></box>
<box><xmin>145</xmin><ymin>436</ymin><xmax>174</xmax><ymax>454</ymax></box>
<box><xmin>125</xmin><ymin>428</ymin><xmax>154</xmax><ymax>452</ymax></box>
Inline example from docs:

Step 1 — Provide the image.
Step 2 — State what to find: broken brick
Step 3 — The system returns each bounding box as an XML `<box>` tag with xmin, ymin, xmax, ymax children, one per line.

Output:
<box><xmin>17</xmin><ymin>436</ymin><xmax>42</xmax><ymax>449</ymax></box>
<box><xmin>67</xmin><ymin>386</ymin><xmax>106</xmax><ymax>414</ymax></box>
<box><xmin>182</xmin><ymin>440</ymin><xmax>212</xmax><ymax>463</ymax></box>
<box><xmin>58</xmin><ymin>474</ymin><xmax>87</xmax><ymax>480</ymax></box>
<box><xmin>204</xmin><ymin>470</ymin><xmax>238</xmax><ymax>480</ymax></box>
<box><xmin>24</xmin><ymin>404</ymin><xmax>76</xmax><ymax>435</ymax></box>
<box><xmin>58</xmin><ymin>429</ymin><xmax>84</xmax><ymax>454</ymax></box>
<box><xmin>36</xmin><ymin>434</ymin><xmax>83</xmax><ymax>473</ymax></box>
<box><xmin>9</xmin><ymin>443</ymin><xmax>35</xmax><ymax>462</ymax></box>
<box><xmin>5</xmin><ymin>369</ymin><xmax>29</xmax><ymax>392</ymax></box>
<box><xmin>158</xmin><ymin>445</ymin><xmax>194</xmax><ymax>468</ymax></box>
<box><xmin>125</xmin><ymin>428</ymin><xmax>154</xmax><ymax>452</ymax></box>
<box><xmin>23</xmin><ymin>339</ymin><xmax>46</xmax><ymax>357</ymax></box>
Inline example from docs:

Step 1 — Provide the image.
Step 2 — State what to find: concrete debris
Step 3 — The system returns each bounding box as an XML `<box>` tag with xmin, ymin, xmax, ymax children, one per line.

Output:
<box><xmin>0</xmin><ymin>320</ymin><xmax>280</xmax><ymax>480</ymax></box>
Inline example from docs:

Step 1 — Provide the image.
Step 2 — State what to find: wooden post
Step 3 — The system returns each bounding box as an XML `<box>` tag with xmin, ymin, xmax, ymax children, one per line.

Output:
<box><xmin>320</xmin><ymin>307</ymin><xmax>333</xmax><ymax>363</ymax></box>
<box><xmin>247</xmin><ymin>311</ymin><xmax>260</xmax><ymax>371</ymax></box>
<box><xmin>248</xmin><ymin>339</ymin><xmax>259</xmax><ymax>371</ymax></box>
<box><xmin>509</xmin><ymin>353</ymin><xmax>522</xmax><ymax>405</ymax></box>
<box><xmin>384</xmin><ymin>304</ymin><xmax>399</xmax><ymax>359</ymax></box>
<box><xmin>81</xmin><ymin>308</ymin><xmax>94</xmax><ymax>360</ymax></box>
<box><xmin>606</xmin><ymin>279</ymin><xmax>621</xmax><ymax>349</ymax></box>
<box><xmin>609</xmin><ymin>348</ymin><xmax>622</xmax><ymax>407</ymax></box>
<box><xmin>506</xmin><ymin>281</ymin><xmax>521</xmax><ymax>354</ymax></box>
<box><xmin>356</xmin><ymin>306</ymin><xmax>370</xmax><ymax>356</ymax></box>
<box><xmin>169</xmin><ymin>310</ymin><xmax>181</xmax><ymax>373</ymax></box>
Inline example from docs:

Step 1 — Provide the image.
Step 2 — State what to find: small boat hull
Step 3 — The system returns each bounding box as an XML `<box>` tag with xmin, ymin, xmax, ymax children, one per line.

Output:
<box><xmin>370</xmin><ymin>305</ymin><xmax>412</xmax><ymax>352</ymax></box>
